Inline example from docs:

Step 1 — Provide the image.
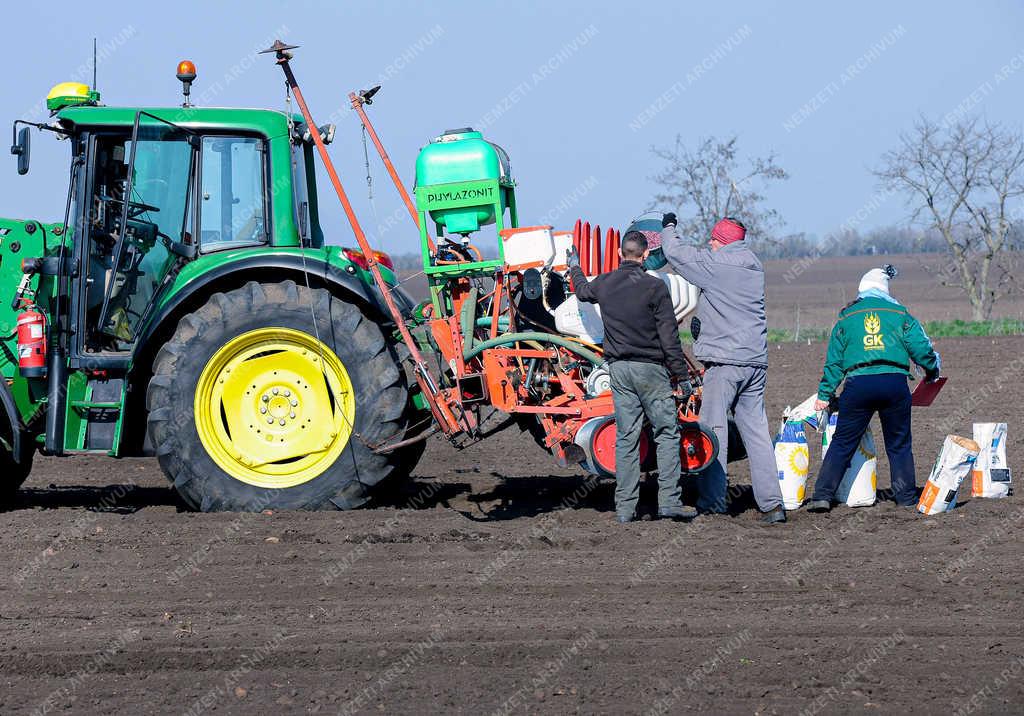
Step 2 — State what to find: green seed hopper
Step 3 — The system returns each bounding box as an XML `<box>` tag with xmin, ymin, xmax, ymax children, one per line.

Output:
<box><xmin>414</xmin><ymin>128</ymin><xmax>518</xmax><ymax>290</ymax></box>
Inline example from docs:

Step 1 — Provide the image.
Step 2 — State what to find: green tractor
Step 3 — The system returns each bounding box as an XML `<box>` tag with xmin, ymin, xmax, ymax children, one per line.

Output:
<box><xmin>1</xmin><ymin>67</ymin><xmax>427</xmax><ymax>511</ymax></box>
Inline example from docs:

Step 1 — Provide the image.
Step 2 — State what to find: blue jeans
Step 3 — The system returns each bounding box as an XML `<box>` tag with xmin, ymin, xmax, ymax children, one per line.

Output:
<box><xmin>812</xmin><ymin>372</ymin><xmax>917</xmax><ymax>506</ymax></box>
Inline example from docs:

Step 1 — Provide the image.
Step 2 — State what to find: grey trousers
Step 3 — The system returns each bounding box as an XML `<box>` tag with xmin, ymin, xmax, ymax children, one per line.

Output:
<box><xmin>698</xmin><ymin>364</ymin><xmax>783</xmax><ymax>513</ymax></box>
<box><xmin>609</xmin><ymin>360</ymin><xmax>683</xmax><ymax>517</ymax></box>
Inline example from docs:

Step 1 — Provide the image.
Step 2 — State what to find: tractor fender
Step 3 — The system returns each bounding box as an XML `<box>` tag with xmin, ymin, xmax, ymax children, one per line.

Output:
<box><xmin>0</xmin><ymin>378</ymin><xmax>24</xmax><ymax>464</ymax></box>
<box><xmin>137</xmin><ymin>252</ymin><xmax>413</xmax><ymax>351</ymax></box>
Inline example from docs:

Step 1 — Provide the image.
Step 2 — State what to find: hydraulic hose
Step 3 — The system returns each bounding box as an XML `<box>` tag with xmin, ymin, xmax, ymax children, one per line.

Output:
<box><xmin>463</xmin><ymin>331</ymin><xmax>604</xmax><ymax>367</ymax></box>
<box><xmin>460</xmin><ymin>287</ymin><xmax>479</xmax><ymax>352</ymax></box>
<box><xmin>474</xmin><ymin>317</ymin><xmax>510</xmax><ymax>330</ymax></box>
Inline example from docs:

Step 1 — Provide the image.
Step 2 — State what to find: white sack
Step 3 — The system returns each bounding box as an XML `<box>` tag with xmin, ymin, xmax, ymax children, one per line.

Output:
<box><xmin>821</xmin><ymin>412</ymin><xmax>877</xmax><ymax>507</ymax></box>
<box><xmin>918</xmin><ymin>435</ymin><xmax>980</xmax><ymax>515</ymax></box>
<box><xmin>774</xmin><ymin>419</ymin><xmax>809</xmax><ymax>510</ymax></box>
<box><xmin>971</xmin><ymin>422</ymin><xmax>1011</xmax><ymax>499</ymax></box>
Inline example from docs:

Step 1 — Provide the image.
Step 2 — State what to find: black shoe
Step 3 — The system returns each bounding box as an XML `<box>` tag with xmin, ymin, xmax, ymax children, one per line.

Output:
<box><xmin>657</xmin><ymin>505</ymin><xmax>698</xmax><ymax>521</ymax></box>
<box><xmin>761</xmin><ymin>506</ymin><xmax>787</xmax><ymax>524</ymax></box>
<box><xmin>616</xmin><ymin>512</ymin><xmax>637</xmax><ymax>524</ymax></box>
<box><xmin>806</xmin><ymin>499</ymin><xmax>832</xmax><ymax>513</ymax></box>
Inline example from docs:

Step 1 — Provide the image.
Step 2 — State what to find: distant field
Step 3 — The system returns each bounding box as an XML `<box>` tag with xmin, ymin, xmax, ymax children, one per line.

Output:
<box><xmin>764</xmin><ymin>252</ymin><xmax>1024</xmax><ymax>333</ymax></box>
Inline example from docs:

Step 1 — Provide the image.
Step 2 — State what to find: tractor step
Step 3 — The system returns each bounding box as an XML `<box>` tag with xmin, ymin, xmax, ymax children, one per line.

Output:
<box><xmin>63</xmin><ymin>374</ymin><xmax>126</xmax><ymax>454</ymax></box>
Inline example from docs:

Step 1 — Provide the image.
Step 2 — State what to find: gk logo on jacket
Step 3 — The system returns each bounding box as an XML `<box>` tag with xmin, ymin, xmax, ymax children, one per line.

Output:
<box><xmin>863</xmin><ymin>313</ymin><xmax>885</xmax><ymax>350</ymax></box>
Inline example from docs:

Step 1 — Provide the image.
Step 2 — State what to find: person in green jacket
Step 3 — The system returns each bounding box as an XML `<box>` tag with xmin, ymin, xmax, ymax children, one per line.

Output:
<box><xmin>807</xmin><ymin>265</ymin><xmax>941</xmax><ymax>511</ymax></box>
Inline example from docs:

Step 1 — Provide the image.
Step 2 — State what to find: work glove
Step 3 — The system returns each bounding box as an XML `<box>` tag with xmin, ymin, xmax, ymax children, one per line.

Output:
<box><xmin>566</xmin><ymin>246</ymin><xmax>581</xmax><ymax>270</ymax></box>
<box><xmin>924</xmin><ymin>351</ymin><xmax>941</xmax><ymax>382</ymax></box>
<box><xmin>672</xmin><ymin>378</ymin><xmax>693</xmax><ymax>403</ymax></box>
<box><xmin>662</xmin><ymin>212</ymin><xmax>677</xmax><ymax>228</ymax></box>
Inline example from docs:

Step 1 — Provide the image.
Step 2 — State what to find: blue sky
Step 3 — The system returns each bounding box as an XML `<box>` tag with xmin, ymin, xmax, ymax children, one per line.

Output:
<box><xmin>6</xmin><ymin>0</ymin><xmax>1024</xmax><ymax>251</ymax></box>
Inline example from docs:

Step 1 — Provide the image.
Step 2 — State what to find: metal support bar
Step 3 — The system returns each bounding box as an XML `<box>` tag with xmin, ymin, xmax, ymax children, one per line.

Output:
<box><xmin>348</xmin><ymin>89</ymin><xmax>436</xmax><ymax>253</ymax></box>
<box><xmin>265</xmin><ymin>45</ymin><xmax>461</xmax><ymax>436</ymax></box>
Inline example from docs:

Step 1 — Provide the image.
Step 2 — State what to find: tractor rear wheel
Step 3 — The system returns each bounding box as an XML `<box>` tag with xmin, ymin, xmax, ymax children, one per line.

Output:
<box><xmin>0</xmin><ymin>436</ymin><xmax>33</xmax><ymax>509</ymax></box>
<box><xmin>146</xmin><ymin>280</ymin><xmax>411</xmax><ymax>511</ymax></box>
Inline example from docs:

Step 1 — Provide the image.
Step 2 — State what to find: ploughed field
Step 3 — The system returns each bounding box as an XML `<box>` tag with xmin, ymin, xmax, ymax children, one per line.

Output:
<box><xmin>1</xmin><ymin>336</ymin><xmax>1022</xmax><ymax>715</ymax></box>
<box><xmin>764</xmin><ymin>252</ymin><xmax>1024</xmax><ymax>331</ymax></box>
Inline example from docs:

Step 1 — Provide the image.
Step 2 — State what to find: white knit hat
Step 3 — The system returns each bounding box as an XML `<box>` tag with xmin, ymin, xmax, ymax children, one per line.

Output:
<box><xmin>858</xmin><ymin>268</ymin><xmax>890</xmax><ymax>294</ymax></box>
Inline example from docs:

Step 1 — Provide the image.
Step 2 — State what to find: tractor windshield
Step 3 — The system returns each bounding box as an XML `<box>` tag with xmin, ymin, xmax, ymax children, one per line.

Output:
<box><xmin>94</xmin><ymin>115</ymin><xmax>196</xmax><ymax>348</ymax></box>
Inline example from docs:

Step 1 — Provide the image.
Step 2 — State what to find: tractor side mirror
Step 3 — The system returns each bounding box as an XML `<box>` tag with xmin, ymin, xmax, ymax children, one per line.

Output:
<box><xmin>11</xmin><ymin>126</ymin><xmax>30</xmax><ymax>175</ymax></box>
<box><xmin>168</xmin><ymin>240</ymin><xmax>196</xmax><ymax>259</ymax></box>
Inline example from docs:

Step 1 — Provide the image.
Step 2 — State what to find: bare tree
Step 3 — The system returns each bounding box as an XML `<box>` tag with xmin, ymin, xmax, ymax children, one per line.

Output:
<box><xmin>876</xmin><ymin>117</ymin><xmax>1024</xmax><ymax>320</ymax></box>
<box><xmin>650</xmin><ymin>135</ymin><xmax>788</xmax><ymax>246</ymax></box>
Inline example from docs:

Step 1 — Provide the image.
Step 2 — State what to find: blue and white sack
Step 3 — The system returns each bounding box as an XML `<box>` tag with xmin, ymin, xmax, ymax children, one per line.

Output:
<box><xmin>822</xmin><ymin>412</ymin><xmax>877</xmax><ymax>507</ymax></box>
<box><xmin>774</xmin><ymin>419</ymin><xmax>809</xmax><ymax>509</ymax></box>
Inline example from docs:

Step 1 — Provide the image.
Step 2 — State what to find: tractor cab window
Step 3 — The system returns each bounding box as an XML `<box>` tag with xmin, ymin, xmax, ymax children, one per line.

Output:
<box><xmin>200</xmin><ymin>136</ymin><xmax>267</xmax><ymax>250</ymax></box>
<box><xmin>86</xmin><ymin>125</ymin><xmax>195</xmax><ymax>351</ymax></box>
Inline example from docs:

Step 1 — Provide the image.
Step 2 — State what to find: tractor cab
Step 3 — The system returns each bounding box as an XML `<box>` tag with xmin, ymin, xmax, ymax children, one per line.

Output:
<box><xmin>44</xmin><ymin>92</ymin><xmax>323</xmax><ymax>363</ymax></box>
<box><xmin>68</xmin><ymin>112</ymin><xmax>270</xmax><ymax>354</ymax></box>
<box><xmin>0</xmin><ymin>51</ymin><xmax>421</xmax><ymax>512</ymax></box>
<box><xmin>0</xmin><ymin>64</ymin><xmax>360</xmax><ymax>466</ymax></box>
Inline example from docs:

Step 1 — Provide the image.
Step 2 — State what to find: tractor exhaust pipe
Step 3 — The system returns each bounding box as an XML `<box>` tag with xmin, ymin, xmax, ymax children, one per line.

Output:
<box><xmin>43</xmin><ymin>343</ymin><xmax>66</xmax><ymax>456</ymax></box>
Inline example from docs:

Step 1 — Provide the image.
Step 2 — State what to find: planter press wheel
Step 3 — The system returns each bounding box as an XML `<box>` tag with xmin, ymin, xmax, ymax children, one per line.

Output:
<box><xmin>679</xmin><ymin>421</ymin><xmax>719</xmax><ymax>474</ymax></box>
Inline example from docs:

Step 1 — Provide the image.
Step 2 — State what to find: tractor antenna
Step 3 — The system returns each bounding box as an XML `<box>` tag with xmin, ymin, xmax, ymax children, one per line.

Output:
<box><xmin>92</xmin><ymin>38</ymin><xmax>97</xmax><ymax>91</ymax></box>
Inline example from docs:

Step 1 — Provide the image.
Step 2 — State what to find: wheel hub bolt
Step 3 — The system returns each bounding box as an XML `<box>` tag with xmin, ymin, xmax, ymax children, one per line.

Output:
<box><xmin>272</xmin><ymin>388</ymin><xmax>279</xmax><ymax>395</ymax></box>
<box><xmin>290</xmin><ymin>399</ymin><xmax>298</xmax><ymax>407</ymax></box>
<box><xmin>262</xmin><ymin>395</ymin><xmax>270</xmax><ymax>403</ymax></box>
<box><xmin>266</xmin><ymin>417</ymin><xmax>274</xmax><ymax>424</ymax></box>
<box><xmin>260</xmin><ymin>407</ymin><xmax>267</xmax><ymax>414</ymax></box>
<box><xmin>289</xmin><ymin>411</ymin><xmax>296</xmax><ymax>419</ymax></box>
<box><xmin>279</xmin><ymin>419</ymin><xmax>286</xmax><ymax>426</ymax></box>
<box><xmin>284</xmin><ymin>390</ymin><xmax>291</xmax><ymax>397</ymax></box>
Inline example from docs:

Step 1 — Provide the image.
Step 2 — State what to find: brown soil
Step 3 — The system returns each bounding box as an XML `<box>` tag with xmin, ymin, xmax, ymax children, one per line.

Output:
<box><xmin>1</xmin><ymin>336</ymin><xmax>1022</xmax><ymax>715</ymax></box>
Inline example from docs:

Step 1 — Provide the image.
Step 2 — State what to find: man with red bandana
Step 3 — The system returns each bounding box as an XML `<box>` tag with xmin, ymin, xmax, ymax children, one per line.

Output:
<box><xmin>660</xmin><ymin>215</ymin><xmax>786</xmax><ymax>524</ymax></box>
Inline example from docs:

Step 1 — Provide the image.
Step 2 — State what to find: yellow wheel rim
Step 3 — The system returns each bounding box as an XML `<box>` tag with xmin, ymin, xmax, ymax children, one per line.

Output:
<box><xmin>194</xmin><ymin>327</ymin><xmax>356</xmax><ymax>489</ymax></box>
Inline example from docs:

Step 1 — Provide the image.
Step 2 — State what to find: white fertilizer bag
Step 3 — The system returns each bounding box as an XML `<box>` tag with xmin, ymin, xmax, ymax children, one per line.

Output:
<box><xmin>971</xmin><ymin>423</ymin><xmax>1011</xmax><ymax>498</ymax></box>
<box><xmin>821</xmin><ymin>413</ymin><xmax>877</xmax><ymax>507</ymax></box>
<box><xmin>918</xmin><ymin>435</ymin><xmax>980</xmax><ymax>515</ymax></box>
<box><xmin>785</xmin><ymin>393</ymin><xmax>822</xmax><ymax>429</ymax></box>
<box><xmin>774</xmin><ymin>420</ymin><xmax>809</xmax><ymax>509</ymax></box>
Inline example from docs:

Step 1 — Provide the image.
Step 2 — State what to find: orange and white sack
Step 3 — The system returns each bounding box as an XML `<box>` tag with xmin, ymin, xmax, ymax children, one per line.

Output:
<box><xmin>821</xmin><ymin>412</ymin><xmax>877</xmax><ymax>507</ymax></box>
<box><xmin>971</xmin><ymin>423</ymin><xmax>1011</xmax><ymax>499</ymax></box>
<box><xmin>918</xmin><ymin>435</ymin><xmax>980</xmax><ymax>515</ymax></box>
<box><xmin>774</xmin><ymin>420</ymin><xmax>809</xmax><ymax>509</ymax></box>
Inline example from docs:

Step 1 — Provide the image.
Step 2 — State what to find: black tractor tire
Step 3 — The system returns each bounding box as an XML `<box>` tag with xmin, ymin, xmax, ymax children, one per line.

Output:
<box><xmin>146</xmin><ymin>280</ymin><xmax>412</xmax><ymax>511</ymax></box>
<box><xmin>0</xmin><ymin>441</ymin><xmax>33</xmax><ymax>508</ymax></box>
<box><xmin>726</xmin><ymin>417</ymin><xmax>747</xmax><ymax>463</ymax></box>
<box><xmin>388</xmin><ymin>406</ymin><xmax>430</xmax><ymax>478</ymax></box>
<box><xmin>380</xmin><ymin>346</ymin><xmax>431</xmax><ymax>482</ymax></box>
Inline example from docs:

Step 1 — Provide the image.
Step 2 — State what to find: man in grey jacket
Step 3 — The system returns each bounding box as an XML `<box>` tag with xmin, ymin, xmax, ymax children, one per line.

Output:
<box><xmin>661</xmin><ymin>214</ymin><xmax>786</xmax><ymax>524</ymax></box>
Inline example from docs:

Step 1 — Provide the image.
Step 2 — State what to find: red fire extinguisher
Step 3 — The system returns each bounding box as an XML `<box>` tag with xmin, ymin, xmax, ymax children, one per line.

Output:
<box><xmin>17</xmin><ymin>305</ymin><xmax>47</xmax><ymax>378</ymax></box>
